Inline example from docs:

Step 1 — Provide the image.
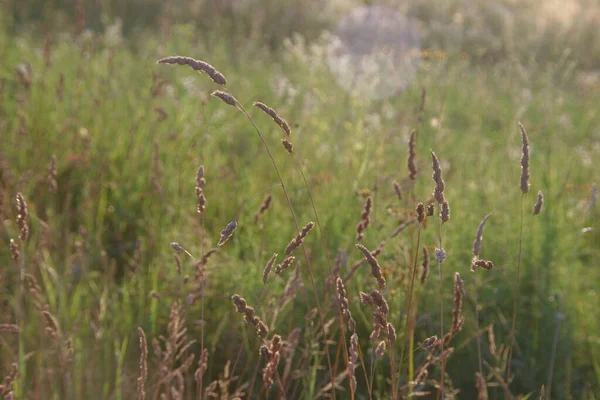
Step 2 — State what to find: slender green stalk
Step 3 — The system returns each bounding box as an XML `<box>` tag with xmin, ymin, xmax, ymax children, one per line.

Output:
<box><xmin>507</xmin><ymin>194</ymin><xmax>524</xmax><ymax>385</ymax></box>
<box><xmin>398</xmin><ymin>224</ymin><xmax>422</xmax><ymax>396</ymax></box>
<box><xmin>437</xmin><ymin>222</ymin><xmax>445</xmax><ymax>400</ymax></box>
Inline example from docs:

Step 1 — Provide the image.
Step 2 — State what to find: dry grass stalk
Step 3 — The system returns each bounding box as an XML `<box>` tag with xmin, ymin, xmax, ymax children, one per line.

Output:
<box><xmin>137</xmin><ymin>327</ymin><xmax>148</xmax><ymax>400</ymax></box>
<box><xmin>15</xmin><ymin>192</ymin><xmax>29</xmax><ymax>241</ymax></box>
<box><xmin>284</xmin><ymin>221</ymin><xmax>315</xmax><ymax>255</ymax></box>
<box><xmin>262</xmin><ymin>253</ymin><xmax>278</xmax><ymax>284</ymax></box>
<box><xmin>431</xmin><ymin>152</ymin><xmax>446</xmax><ymax>204</ymax></box>
<box><xmin>441</xmin><ymin>272</ymin><xmax>465</xmax><ymax>346</ymax></box>
<box><xmin>408</xmin><ymin>130</ymin><xmax>417</xmax><ymax>180</ymax></box>
<box><xmin>533</xmin><ymin>190</ymin><xmax>544</xmax><ymax>215</ymax></box>
<box><xmin>519</xmin><ymin>122</ymin><xmax>530</xmax><ymax>194</ymax></box>
<box><xmin>218</xmin><ymin>220</ymin><xmax>238</xmax><ymax>246</ymax></box>
<box><xmin>211</xmin><ymin>90</ymin><xmax>237</xmax><ymax>107</ymax></box>
<box><xmin>231</xmin><ymin>295</ymin><xmax>269</xmax><ymax>339</ymax></box>
<box><xmin>420</xmin><ymin>246</ymin><xmax>430</xmax><ymax>284</ymax></box>
<box><xmin>156</xmin><ymin>56</ymin><xmax>227</xmax><ymax>86</ymax></box>
<box><xmin>274</xmin><ymin>256</ymin><xmax>296</xmax><ymax>275</ymax></box>
<box><xmin>0</xmin><ymin>324</ymin><xmax>20</xmax><ymax>333</ymax></box>
<box><xmin>262</xmin><ymin>335</ymin><xmax>282</xmax><ymax>390</ymax></box>
<box><xmin>196</xmin><ymin>165</ymin><xmax>206</xmax><ymax>214</ymax></box>
<box><xmin>475</xmin><ymin>372</ymin><xmax>488</xmax><ymax>400</ymax></box>
<box><xmin>194</xmin><ymin>348</ymin><xmax>209</xmax><ymax>392</ymax></box>
<box><xmin>0</xmin><ymin>363</ymin><xmax>18</xmax><ymax>398</ymax></box>
<box><xmin>253</xmin><ymin>101</ymin><xmax>291</xmax><ymax>137</ymax></box>
<box><xmin>255</xmin><ymin>194</ymin><xmax>272</xmax><ymax>226</ymax></box>
<box><xmin>391</xmin><ymin>218</ymin><xmax>417</xmax><ymax>238</ymax></box>
<box><xmin>393</xmin><ymin>180</ymin><xmax>403</xmax><ymax>201</ymax></box>
<box><xmin>355</xmin><ymin>244</ymin><xmax>386</xmax><ymax>290</ymax></box>
<box><xmin>47</xmin><ymin>155</ymin><xmax>57</xmax><ymax>194</ymax></box>
<box><xmin>356</xmin><ymin>197</ymin><xmax>372</xmax><ymax>241</ymax></box>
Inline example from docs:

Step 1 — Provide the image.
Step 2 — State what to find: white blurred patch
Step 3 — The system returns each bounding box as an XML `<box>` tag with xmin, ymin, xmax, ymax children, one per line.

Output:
<box><xmin>327</xmin><ymin>6</ymin><xmax>420</xmax><ymax>100</ymax></box>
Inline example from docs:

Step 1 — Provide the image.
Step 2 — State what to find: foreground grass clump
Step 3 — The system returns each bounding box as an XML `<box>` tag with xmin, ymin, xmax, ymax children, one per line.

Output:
<box><xmin>1</xmin><ymin>24</ymin><xmax>599</xmax><ymax>399</ymax></box>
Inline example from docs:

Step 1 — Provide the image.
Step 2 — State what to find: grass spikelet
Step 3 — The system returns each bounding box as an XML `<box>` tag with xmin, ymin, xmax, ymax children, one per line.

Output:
<box><xmin>15</xmin><ymin>192</ymin><xmax>29</xmax><ymax>241</ymax></box>
<box><xmin>408</xmin><ymin>130</ymin><xmax>417</xmax><ymax>180</ymax></box>
<box><xmin>211</xmin><ymin>90</ymin><xmax>237</xmax><ymax>107</ymax></box>
<box><xmin>262</xmin><ymin>253</ymin><xmax>278</xmax><ymax>283</ymax></box>
<box><xmin>533</xmin><ymin>190</ymin><xmax>544</xmax><ymax>215</ymax></box>
<box><xmin>196</xmin><ymin>165</ymin><xmax>206</xmax><ymax>214</ymax></box>
<box><xmin>281</xmin><ymin>138</ymin><xmax>294</xmax><ymax>154</ymax></box>
<box><xmin>440</xmin><ymin>200</ymin><xmax>450</xmax><ymax>223</ymax></box>
<box><xmin>10</xmin><ymin>239</ymin><xmax>19</xmax><ymax>261</ymax></box>
<box><xmin>356</xmin><ymin>196</ymin><xmax>372</xmax><ymax>241</ymax></box>
<box><xmin>47</xmin><ymin>155</ymin><xmax>57</xmax><ymax>194</ymax></box>
<box><xmin>231</xmin><ymin>295</ymin><xmax>269</xmax><ymax>339</ymax></box>
<box><xmin>355</xmin><ymin>244</ymin><xmax>386</xmax><ymax>290</ymax></box>
<box><xmin>156</xmin><ymin>56</ymin><xmax>227</xmax><ymax>85</ymax></box>
<box><xmin>274</xmin><ymin>256</ymin><xmax>296</xmax><ymax>274</ymax></box>
<box><xmin>284</xmin><ymin>221</ymin><xmax>315</xmax><ymax>255</ymax></box>
<box><xmin>519</xmin><ymin>122</ymin><xmax>530</xmax><ymax>194</ymax></box>
<box><xmin>431</xmin><ymin>151</ymin><xmax>446</xmax><ymax>204</ymax></box>
<box><xmin>262</xmin><ymin>335</ymin><xmax>282</xmax><ymax>391</ymax></box>
<box><xmin>416</xmin><ymin>202</ymin><xmax>426</xmax><ymax>223</ymax></box>
<box><xmin>218</xmin><ymin>220</ymin><xmax>237</xmax><ymax>246</ymax></box>
<box><xmin>393</xmin><ymin>180</ymin><xmax>403</xmax><ymax>200</ymax></box>
<box><xmin>420</xmin><ymin>246</ymin><xmax>430</xmax><ymax>284</ymax></box>
<box><xmin>255</xmin><ymin>194</ymin><xmax>272</xmax><ymax>226</ymax></box>
<box><xmin>137</xmin><ymin>327</ymin><xmax>148</xmax><ymax>400</ymax></box>
<box><xmin>253</xmin><ymin>101</ymin><xmax>291</xmax><ymax>137</ymax></box>
<box><xmin>336</xmin><ymin>277</ymin><xmax>356</xmax><ymax>334</ymax></box>
<box><xmin>349</xmin><ymin>333</ymin><xmax>359</xmax><ymax>392</ymax></box>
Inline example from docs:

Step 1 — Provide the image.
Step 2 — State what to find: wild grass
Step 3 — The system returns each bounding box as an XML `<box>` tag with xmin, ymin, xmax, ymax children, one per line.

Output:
<box><xmin>0</xmin><ymin>14</ymin><xmax>599</xmax><ymax>400</ymax></box>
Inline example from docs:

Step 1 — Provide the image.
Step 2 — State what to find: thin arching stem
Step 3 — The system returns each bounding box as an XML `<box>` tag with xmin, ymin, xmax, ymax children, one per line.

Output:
<box><xmin>235</xmin><ymin>102</ymin><xmax>337</xmax><ymax>399</ymax></box>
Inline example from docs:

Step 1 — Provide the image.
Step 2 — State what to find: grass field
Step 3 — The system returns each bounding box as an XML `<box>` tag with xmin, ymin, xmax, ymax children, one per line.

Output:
<box><xmin>1</xmin><ymin>3</ymin><xmax>599</xmax><ymax>399</ymax></box>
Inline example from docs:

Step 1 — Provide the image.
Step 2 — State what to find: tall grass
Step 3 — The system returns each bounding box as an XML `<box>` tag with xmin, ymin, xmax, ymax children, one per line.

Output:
<box><xmin>0</xmin><ymin>19</ymin><xmax>599</xmax><ymax>399</ymax></box>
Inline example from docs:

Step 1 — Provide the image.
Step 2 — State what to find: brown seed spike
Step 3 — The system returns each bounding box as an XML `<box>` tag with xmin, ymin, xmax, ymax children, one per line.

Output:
<box><xmin>393</xmin><ymin>180</ymin><xmax>403</xmax><ymax>201</ymax></box>
<box><xmin>471</xmin><ymin>213</ymin><xmax>492</xmax><ymax>270</ymax></box>
<box><xmin>218</xmin><ymin>220</ymin><xmax>238</xmax><ymax>246</ymax></box>
<box><xmin>157</xmin><ymin>56</ymin><xmax>227</xmax><ymax>86</ymax></box>
<box><xmin>431</xmin><ymin>151</ymin><xmax>446</xmax><ymax>204</ymax></box>
<box><xmin>284</xmin><ymin>222</ymin><xmax>315</xmax><ymax>255</ymax></box>
<box><xmin>281</xmin><ymin>138</ymin><xmax>293</xmax><ymax>154</ymax></box>
<box><xmin>420</xmin><ymin>246</ymin><xmax>429</xmax><ymax>284</ymax></box>
<box><xmin>519</xmin><ymin>122</ymin><xmax>530</xmax><ymax>194</ymax></box>
<box><xmin>211</xmin><ymin>90</ymin><xmax>237</xmax><ymax>107</ymax></box>
<box><xmin>253</xmin><ymin>101</ymin><xmax>292</xmax><ymax>137</ymax></box>
<box><xmin>533</xmin><ymin>190</ymin><xmax>544</xmax><ymax>215</ymax></box>
<box><xmin>440</xmin><ymin>200</ymin><xmax>450</xmax><ymax>223</ymax></box>
<box><xmin>408</xmin><ymin>130</ymin><xmax>417</xmax><ymax>180</ymax></box>
<box><xmin>416</xmin><ymin>202</ymin><xmax>425</xmax><ymax>223</ymax></box>
<box><xmin>356</xmin><ymin>244</ymin><xmax>386</xmax><ymax>289</ymax></box>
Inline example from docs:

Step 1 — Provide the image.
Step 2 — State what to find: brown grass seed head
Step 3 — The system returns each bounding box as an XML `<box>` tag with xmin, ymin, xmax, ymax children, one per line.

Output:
<box><xmin>533</xmin><ymin>190</ymin><xmax>544</xmax><ymax>215</ymax></box>
<box><xmin>253</xmin><ymin>101</ymin><xmax>291</xmax><ymax>137</ymax></box>
<box><xmin>262</xmin><ymin>253</ymin><xmax>278</xmax><ymax>284</ymax></box>
<box><xmin>356</xmin><ymin>243</ymin><xmax>386</xmax><ymax>289</ymax></box>
<box><xmin>284</xmin><ymin>221</ymin><xmax>315</xmax><ymax>255</ymax></box>
<box><xmin>408</xmin><ymin>130</ymin><xmax>417</xmax><ymax>180</ymax></box>
<box><xmin>441</xmin><ymin>200</ymin><xmax>450</xmax><ymax>223</ymax></box>
<box><xmin>211</xmin><ymin>90</ymin><xmax>237</xmax><ymax>107</ymax></box>
<box><xmin>416</xmin><ymin>202</ymin><xmax>426</xmax><ymax>223</ymax></box>
<box><xmin>157</xmin><ymin>56</ymin><xmax>227</xmax><ymax>86</ymax></box>
<box><xmin>218</xmin><ymin>220</ymin><xmax>238</xmax><ymax>246</ymax></box>
<box><xmin>431</xmin><ymin>151</ymin><xmax>446</xmax><ymax>204</ymax></box>
<box><xmin>420</xmin><ymin>246</ymin><xmax>430</xmax><ymax>284</ymax></box>
<box><xmin>519</xmin><ymin>122</ymin><xmax>530</xmax><ymax>194</ymax></box>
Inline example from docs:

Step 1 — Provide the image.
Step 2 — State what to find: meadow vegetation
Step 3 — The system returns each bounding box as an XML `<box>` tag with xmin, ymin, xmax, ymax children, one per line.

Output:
<box><xmin>1</xmin><ymin>1</ymin><xmax>599</xmax><ymax>399</ymax></box>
